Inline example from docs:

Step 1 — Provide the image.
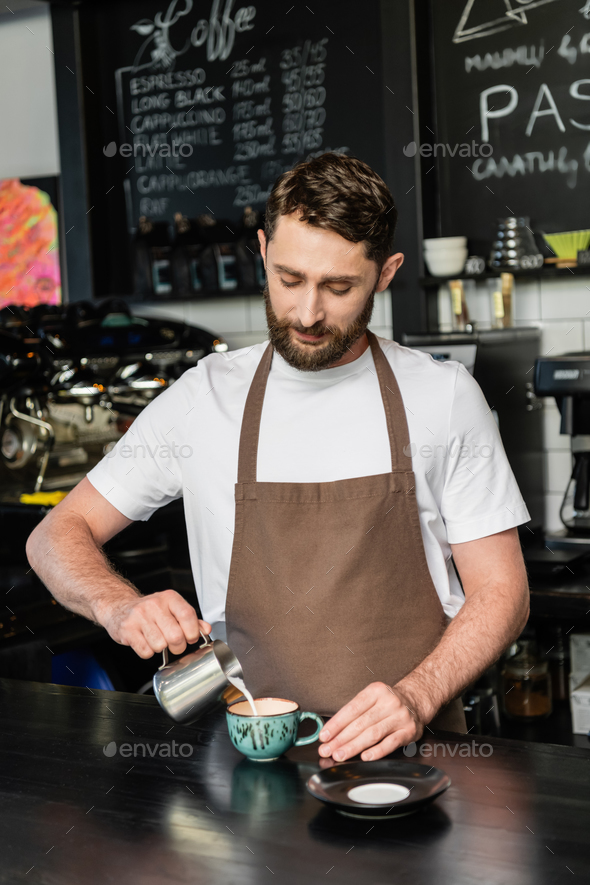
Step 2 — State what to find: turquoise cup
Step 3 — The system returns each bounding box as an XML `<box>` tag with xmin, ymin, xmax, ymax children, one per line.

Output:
<box><xmin>226</xmin><ymin>697</ymin><xmax>324</xmax><ymax>762</ymax></box>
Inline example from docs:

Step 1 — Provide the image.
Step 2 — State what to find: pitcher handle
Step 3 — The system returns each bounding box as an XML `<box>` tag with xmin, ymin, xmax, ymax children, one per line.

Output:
<box><xmin>159</xmin><ymin>630</ymin><xmax>212</xmax><ymax>669</ymax></box>
<box><xmin>199</xmin><ymin>629</ymin><xmax>213</xmax><ymax>647</ymax></box>
<box><xmin>294</xmin><ymin>712</ymin><xmax>324</xmax><ymax>747</ymax></box>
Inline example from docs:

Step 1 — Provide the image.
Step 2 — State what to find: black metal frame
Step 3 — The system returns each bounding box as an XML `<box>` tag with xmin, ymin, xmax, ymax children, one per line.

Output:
<box><xmin>51</xmin><ymin>4</ymin><xmax>94</xmax><ymax>303</ymax></box>
<box><xmin>379</xmin><ymin>0</ymin><xmax>429</xmax><ymax>338</ymax></box>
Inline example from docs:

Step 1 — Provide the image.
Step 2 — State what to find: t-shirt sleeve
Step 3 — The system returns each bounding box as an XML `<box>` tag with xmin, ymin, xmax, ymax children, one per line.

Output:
<box><xmin>441</xmin><ymin>363</ymin><xmax>530</xmax><ymax>544</ymax></box>
<box><xmin>86</xmin><ymin>370</ymin><xmax>199</xmax><ymax>521</ymax></box>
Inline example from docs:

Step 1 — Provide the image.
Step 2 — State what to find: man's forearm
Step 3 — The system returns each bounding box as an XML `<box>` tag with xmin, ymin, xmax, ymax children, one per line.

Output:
<box><xmin>395</xmin><ymin>580</ymin><xmax>530</xmax><ymax>725</ymax></box>
<box><xmin>26</xmin><ymin>510</ymin><xmax>140</xmax><ymax>625</ymax></box>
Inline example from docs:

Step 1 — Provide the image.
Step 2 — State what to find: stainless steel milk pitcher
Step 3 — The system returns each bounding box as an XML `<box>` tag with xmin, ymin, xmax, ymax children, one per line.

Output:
<box><xmin>153</xmin><ymin>631</ymin><xmax>244</xmax><ymax>724</ymax></box>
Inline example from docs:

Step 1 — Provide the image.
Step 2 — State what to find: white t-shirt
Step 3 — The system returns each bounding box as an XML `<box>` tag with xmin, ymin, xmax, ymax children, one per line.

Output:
<box><xmin>87</xmin><ymin>336</ymin><xmax>530</xmax><ymax>640</ymax></box>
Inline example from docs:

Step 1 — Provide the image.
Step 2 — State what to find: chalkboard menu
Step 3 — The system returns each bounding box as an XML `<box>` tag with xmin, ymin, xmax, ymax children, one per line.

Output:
<box><xmin>430</xmin><ymin>0</ymin><xmax>590</xmax><ymax>247</ymax></box>
<box><xmin>79</xmin><ymin>0</ymin><xmax>386</xmax><ymax>295</ymax></box>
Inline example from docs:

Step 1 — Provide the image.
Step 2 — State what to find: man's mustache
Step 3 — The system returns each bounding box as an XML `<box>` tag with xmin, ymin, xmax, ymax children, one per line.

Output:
<box><xmin>291</xmin><ymin>325</ymin><xmax>331</xmax><ymax>336</ymax></box>
<box><xmin>277</xmin><ymin>319</ymin><xmax>337</xmax><ymax>338</ymax></box>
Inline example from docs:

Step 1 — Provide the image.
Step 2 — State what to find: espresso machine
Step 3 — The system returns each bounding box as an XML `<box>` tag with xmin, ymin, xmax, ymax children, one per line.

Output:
<box><xmin>0</xmin><ymin>298</ymin><xmax>227</xmax><ymax>496</ymax></box>
<box><xmin>535</xmin><ymin>352</ymin><xmax>590</xmax><ymax>548</ymax></box>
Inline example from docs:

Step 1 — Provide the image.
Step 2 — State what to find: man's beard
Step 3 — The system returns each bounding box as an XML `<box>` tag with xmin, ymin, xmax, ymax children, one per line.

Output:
<box><xmin>263</xmin><ymin>284</ymin><xmax>375</xmax><ymax>372</ymax></box>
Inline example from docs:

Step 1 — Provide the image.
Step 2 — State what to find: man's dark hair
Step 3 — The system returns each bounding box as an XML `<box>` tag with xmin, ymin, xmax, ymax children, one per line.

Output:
<box><xmin>264</xmin><ymin>152</ymin><xmax>397</xmax><ymax>270</ymax></box>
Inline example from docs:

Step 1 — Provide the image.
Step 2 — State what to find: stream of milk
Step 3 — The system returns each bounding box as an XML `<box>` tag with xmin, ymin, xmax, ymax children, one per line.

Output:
<box><xmin>227</xmin><ymin>673</ymin><xmax>258</xmax><ymax>716</ymax></box>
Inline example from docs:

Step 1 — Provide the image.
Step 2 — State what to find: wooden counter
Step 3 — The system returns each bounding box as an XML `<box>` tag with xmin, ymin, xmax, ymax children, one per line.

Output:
<box><xmin>1</xmin><ymin>678</ymin><xmax>589</xmax><ymax>883</ymax></box>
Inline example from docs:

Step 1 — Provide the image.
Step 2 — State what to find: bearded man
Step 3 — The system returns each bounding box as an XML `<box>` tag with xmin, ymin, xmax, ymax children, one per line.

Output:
<box><xmin>27</xmin><ymin>153</ymin><xmax>529</xmax><ymax>761</ymax></box>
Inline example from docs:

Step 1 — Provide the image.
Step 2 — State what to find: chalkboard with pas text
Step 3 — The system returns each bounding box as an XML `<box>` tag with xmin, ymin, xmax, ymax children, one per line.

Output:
<box><xmin>79</xmin><ymin>0</ymin><xmax>386</xmax><ymax>294</ymax></box>
<box><xmin>430</xmin><ymin>0</ymin><xmax>590</xmax><ymax>246</ymax></box>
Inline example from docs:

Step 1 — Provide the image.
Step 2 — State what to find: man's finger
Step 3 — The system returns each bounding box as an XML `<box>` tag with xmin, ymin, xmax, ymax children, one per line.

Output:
<box><xmin>360</xmin><ymin>729</ymin><xmax>409</xmax><ymax>762</ymax></box>
<box><xmin>140</xmin><ymin>619</ymin><xmax>169</xmax><ymax>654</ymax></box>
<box><xmin>319</xmin><ymin>685</ymin><xmax>378</xmax><ymax>743</ymax></box>
<box><xmin>135</xmin><ymin>642</ymin><xmax>156</xmax><ymax>660</ymax></box>
<box><xmin>127</xmin><ymin>631</ymin><xmax>157</xmax><ymax>659</ymax></box>
<box><xmin>319</xmin><ymin>703</ymin><xmax>389</xmax><ymax>755</ymax></box>
<box><xmin>151</xmin><ymin>610</ymin><xmax>191</xmax><ymax>653</ymax></box>
<box><xmin>166</xmin><ymin>591</ymin><xmax>205</xmax><ymax>644</ymax></box>
<box><xmin>328</xmin><ymin>718</ymin><xmax>400</xmax><ymax>763</ymax></box>
<box><xmin>331</xmin><ymin>715</ymin><xmax>414</xmax><ymax>763</ymax></box>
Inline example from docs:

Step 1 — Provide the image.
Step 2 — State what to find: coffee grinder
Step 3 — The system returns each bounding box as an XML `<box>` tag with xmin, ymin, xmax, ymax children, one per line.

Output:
<box><xmin>535</xmin><ymin>352</ymin><xmax>590</xmax><ymax>547</ymax></box>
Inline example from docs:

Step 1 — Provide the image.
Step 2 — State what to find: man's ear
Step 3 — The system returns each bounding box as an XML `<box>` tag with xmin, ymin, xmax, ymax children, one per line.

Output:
<box><xmin>258</xmin><ymin>229</ymin><xmax>267</xmax><ymax>264</ymax></box>
<box><xmin>376</xmin><ymin>252</ymin><xmax>404</xmax><ymax>292</ymax></box>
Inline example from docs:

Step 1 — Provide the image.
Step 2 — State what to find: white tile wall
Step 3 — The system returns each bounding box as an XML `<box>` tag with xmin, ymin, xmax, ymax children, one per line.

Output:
<box><xmin>542</xmin><ymin>401</ymin><xmax>569</xmax><ymax>452</ymax></box>
<box><xmin>537</xmin><ymin>320</ymin><xmax>584</xmax><ymax>358</ymax></box>
<box><xmin>539</xmin><ymin>279</ymin><xmax>590</xmax><ymax>320</ymax></box>
<box><xmin>137</xmin><ymin>298</ymin><xmax>250</xmax><ymax>348</ymax></box>
<box><xmin>247</xmin><ymin>294</ymin><xmax>267</xmax><ymax>335</ymax></box>
<box><xmin>544</xmin><ymin>450</ymin><xmax>573</xmax><ymax>495</ymax></box>
<box><xmin>545</xmin><ymin>493</ymin><xmax>566</xmax><ymax>533</ymax></box>
<box><xmin>464</xmin><ymin>280</ymin><xmax>491</xmax><ymax>327</ymax></box>
<box><xmin>368</xmin><ymin>287</ymin><xmax>393</xmax><ymax>340</ymax></box>
<box><xmin>512</xmin><ymin>279</ymin><xmax>542</xmax><ymax>322</ymax></box>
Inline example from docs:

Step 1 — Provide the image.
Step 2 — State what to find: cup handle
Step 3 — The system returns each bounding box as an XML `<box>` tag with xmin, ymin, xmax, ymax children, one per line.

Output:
<box><xmin>294</xmin><ymin>712</ymin><xmax>325</xmax><ymax>747</ymax></box>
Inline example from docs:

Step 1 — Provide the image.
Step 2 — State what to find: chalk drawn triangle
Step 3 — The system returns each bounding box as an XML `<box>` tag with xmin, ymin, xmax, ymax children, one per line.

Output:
<box><xmin>453</xmin><ymin>0</ymin><xmax>561</xmax><ymax>44</ymax></box>
<box><xmin>505</xmin><ymin>9</ymin><xmax>529</xmax><ymax>23</ymax></box>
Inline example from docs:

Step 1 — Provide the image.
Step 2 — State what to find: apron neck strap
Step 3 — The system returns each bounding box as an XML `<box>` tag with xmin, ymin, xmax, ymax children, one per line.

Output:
<box><xmin>237</xmin><ymin>331</ymin><xmax>409</xmax><ymax>483</ymax></box>
<box><xmin>238</xmin><ymin>341</ymin><xmax>274</xmax><ymax>484</ymax></box>
<box><xmin>366</xmin><ymin>330</ymin><xmax>409</xmax><ymax>472</ymax></box>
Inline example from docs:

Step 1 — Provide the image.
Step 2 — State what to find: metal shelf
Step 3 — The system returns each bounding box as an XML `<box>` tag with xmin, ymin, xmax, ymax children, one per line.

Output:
<box><xmin>420</xmin><ymin>265</ymin><xmax>590</xmax><ymax>288</ymax></box>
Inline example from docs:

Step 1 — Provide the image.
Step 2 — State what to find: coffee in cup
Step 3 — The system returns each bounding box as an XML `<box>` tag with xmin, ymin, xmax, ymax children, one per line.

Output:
<box><xmin>226</xmin><ymin>696</ymin><xmax>324</xmax><ymax>762</ymax></box>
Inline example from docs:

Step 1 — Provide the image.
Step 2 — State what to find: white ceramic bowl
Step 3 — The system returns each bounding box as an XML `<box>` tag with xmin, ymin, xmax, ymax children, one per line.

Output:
<box><xmin>424</xmin><ymin>245</ymin><xmax>467</xmax><ymax>256</ymax></box>
<box><xmin>424</xmin><ymin>249</ymin><xmax>468</xmax><ymax>277</ymax></box>
<box><xmin>423</xmin><ymin>236</ymin><xmax>467</xmax><ymax>251</ymax></box>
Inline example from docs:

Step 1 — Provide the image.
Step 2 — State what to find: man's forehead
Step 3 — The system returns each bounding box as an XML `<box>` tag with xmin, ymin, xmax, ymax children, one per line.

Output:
<box><xmin>269</xmin><ymin>212</ymin><xmax>370</xmax><ymax>273</ymax></box>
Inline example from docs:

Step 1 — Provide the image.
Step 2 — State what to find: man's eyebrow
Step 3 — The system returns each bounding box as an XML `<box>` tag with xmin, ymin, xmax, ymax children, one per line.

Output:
<box><xmin>273</xmin><ymin>263</ymin><xmax>362</xmax><ymax>283</ymax></box>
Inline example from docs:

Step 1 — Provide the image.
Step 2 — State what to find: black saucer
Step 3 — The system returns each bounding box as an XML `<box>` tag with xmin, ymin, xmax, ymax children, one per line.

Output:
<box><xmin>306</xmin><ymin>759</ymin><xmax>451</xmax><ymax>819</ymax></box>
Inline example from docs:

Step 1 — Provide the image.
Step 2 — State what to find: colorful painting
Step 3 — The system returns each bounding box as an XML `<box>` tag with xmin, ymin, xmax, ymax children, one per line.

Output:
<box><xmin>0</xmin><ymin>178</ymin><xmax>61</xmax><ymax>307</ymax></box>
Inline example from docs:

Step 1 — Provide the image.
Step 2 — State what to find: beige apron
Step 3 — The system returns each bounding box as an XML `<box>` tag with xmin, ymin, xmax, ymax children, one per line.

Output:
<box><xmin>225</xmin><ymin>331</ymin><xmax>466</xmax><ymax>733</ymax></box>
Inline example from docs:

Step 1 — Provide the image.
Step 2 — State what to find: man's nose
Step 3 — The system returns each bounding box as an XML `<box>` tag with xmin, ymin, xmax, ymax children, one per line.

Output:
<box><xmin>296</xmin><ymin>285</ymin><xmax>324</xmax><ymax>328</ymax></box>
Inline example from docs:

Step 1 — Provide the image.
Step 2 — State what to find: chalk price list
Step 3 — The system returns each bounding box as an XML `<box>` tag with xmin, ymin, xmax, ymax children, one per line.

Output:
<box><xmin>231</xmin><ymin>56</ymin><xmax>275</xmax><ymax>162</ymax></box>
<box><xmin>119</xmin><ymin>35</ymin><xmax>332</xmax><ymax>213</ymax></box>
<box><xmin>230</xmin><ymin>55</ymin><xmax>277</xmax><ymax>207</ymax></box>
<box><xmin>280</xmin><ymin>38</ymin><xmax>328</xmax><ymax>155</ymax></box>
<box><xmin>230</xmin><ymin>37</ymin><xmax>329</xmax><ymax>207</ymax></box>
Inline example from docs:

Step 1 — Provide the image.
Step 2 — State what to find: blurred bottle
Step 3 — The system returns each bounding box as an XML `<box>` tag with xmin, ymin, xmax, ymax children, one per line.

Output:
<box><xmin>171</xmin><ymin>213</ymin><xmax>205</xmax><ymax>298</ymax></box>
<box><xmin>132</xmin><ymin>217</ymin><xmax>173</xmax><ymax>298</ymax></box>
<box><xmin>462</xmin><ymin>664</ymin><xmax>501</xmax><ymax>736</ymax></box>
<box><xmin>502</xmin><ymin>639</ymin><xmax>552</xmax><ymax>720</ymax></box>
<box><xmin>199</xmin><ymin>215</ymin><xmax>238</xmax><ymax>293</ymax></box>
<box><xmin>449</xmin><ymin>279</ymin><xmax>469</xmax><ymax>331</ymax></box>
<box><xmin>548</xmin><ymin>625</ymin><xmax>569</xmax><ymax>702</ymax></box>
<box><xmin>489</xmin><ymin>273</ymin><xmax>513</xmax><ymax>329</ymax></box>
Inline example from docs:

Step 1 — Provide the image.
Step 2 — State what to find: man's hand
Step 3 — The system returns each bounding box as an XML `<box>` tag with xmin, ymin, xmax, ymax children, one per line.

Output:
<box><xmin>316</xmin><ymin>528</ymin><xmax>529</xmax><ymax>764</ymax></box>
<box><xmin>317</xmin><ymin>682</ymin><xmax>425</xmax><ymax>762</ymax></box>
<box><xmin>99</xmin><ymin>588</ymin><xmax>212</xmax><ymax>659</ymax></box>
<box><xmin>25</xmin><ymin>479</ymin><xmax>214</xmax><ymax>662</ymax></box>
